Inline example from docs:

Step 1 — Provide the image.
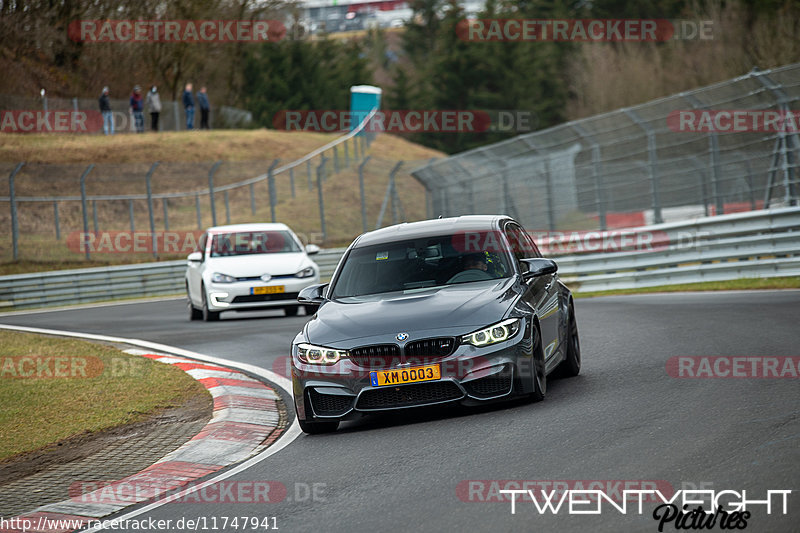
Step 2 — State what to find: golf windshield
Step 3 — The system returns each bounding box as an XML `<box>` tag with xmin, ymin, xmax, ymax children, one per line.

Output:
<box><xmin>331</xmin><ymin>235</ymin><xmax>512</xmax><ymax>298</ymax></box>
<box><xmin>209</xmin><ymin>231</ymin><xmax>300</xmax><ymax>257</ymax></box>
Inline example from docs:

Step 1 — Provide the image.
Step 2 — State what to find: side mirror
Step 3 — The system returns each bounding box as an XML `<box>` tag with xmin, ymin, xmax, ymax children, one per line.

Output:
<box><xmin>305</xmin><ymin>244</ymin><xmax>321</xmax><ymax>255</ymax></box>
<box><xmin>520</xmin><ymin>258</ymin><xmax>557</xmax><ymax>281</ymax></box>
<box><xmin>187</xmin><ymin>251</ymin><xmax>203</xmax><ymax>263</ymax></box>
<box><xmin>298</xmin><ymin>283</ymin><xmax>328</xmax><ymax>304</ymax></box>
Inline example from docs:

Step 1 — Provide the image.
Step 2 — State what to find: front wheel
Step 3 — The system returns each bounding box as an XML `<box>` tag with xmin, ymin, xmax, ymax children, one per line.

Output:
<box><xmin>298</xmin><ymin>419</ymin><xmax>339</xmax><ymax>434</ymax></box>
<box><xmin>529</xmin><ymin>324</ymin><xmax>546</xmax><ymax>402</ymax></box>
<box><xmin>187</xmin><ymin>284</ymin><xmax>202</xmax><ymax>321</ymax></box>
<box><xmin>557</xmin><ymin>301</ymin><xmax>581</xmax><ymax>377</ymax></box>
<box><xmin>201</xmin><ymin>285</ymin><xmax>220</xmax><ymax>322</ymax></box>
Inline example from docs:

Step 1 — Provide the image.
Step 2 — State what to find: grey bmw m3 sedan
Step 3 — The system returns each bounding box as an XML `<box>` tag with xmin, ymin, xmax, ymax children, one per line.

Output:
<box><xmin>291</xmin><ymin>215</ymin><xmax>581</xmax><ymax>434</ymax></box>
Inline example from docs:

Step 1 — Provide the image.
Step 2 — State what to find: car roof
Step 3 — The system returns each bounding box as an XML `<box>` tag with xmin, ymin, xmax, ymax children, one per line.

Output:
<box><xmin>206</xmin><ymin>223</ymin><xmax>291</xmax><ymax>234</ymax></box>
<box><xmin>354</xmin><ymin>215</ymin><xmax>511</xmax><ymax>247</ymax></box>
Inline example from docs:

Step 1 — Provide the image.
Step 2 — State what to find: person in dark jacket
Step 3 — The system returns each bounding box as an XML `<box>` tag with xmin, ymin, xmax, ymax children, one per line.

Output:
<box><xmin>183</xmin><ymin>83</ymin><xmax>195</xmax><ymax>130</ymax></box>
<box><xmin>145</xmin><ymin>85</ymin><xmax>162</xmax><ymax>132</ymax></box>
<box><xmin>130</xmin><ymin>85</ymin><xmax>144</xmax><ymax>133</ymax></box>
<box><xmin>99</xmin><ymin>86</ymin><xmax>114</xmax><ymax>135</ymax></box>
<box><xmin>198</xmin><ymin>86</ymin><xmax>211</xmax><ymax>130</ymax></box>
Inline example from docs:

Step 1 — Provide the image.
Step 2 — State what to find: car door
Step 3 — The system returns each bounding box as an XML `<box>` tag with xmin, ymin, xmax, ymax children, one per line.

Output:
<box><xmin>505</xmin><ymin>222</ymin><xmax>560</xmax><ymax>363</ymax></box>
<box><xmin>187</xmin><ymin>232</ymin><xmax>207</xmax><ymax>305</ymax></box>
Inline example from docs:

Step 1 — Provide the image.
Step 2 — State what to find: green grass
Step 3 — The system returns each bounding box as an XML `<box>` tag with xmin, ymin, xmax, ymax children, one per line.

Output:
<box><xmin>0</xmin><ymin>330</ymin><xmax>209</xmax><ymax>461</ymax></box>
<box><xmin>573</xmin><ymin>276</ymin><xmax>800</xmax><ymax>298</ymax></box>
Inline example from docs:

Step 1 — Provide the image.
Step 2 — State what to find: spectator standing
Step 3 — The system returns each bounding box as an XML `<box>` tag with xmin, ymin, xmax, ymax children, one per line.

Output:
<box><xmin>198</xmin><ymin>86</ymin><xmax>211</xmax><ymax>130</ymax></box>
<box><xmin>145</xmin><ymin>85</ymin><xmax>162</xmax><ymax>132</ymax></box>
<box><xmin>99</xmin><ymin>86</ymin><xmax>114</xmax><ymax>135</ymax></box>
<box><xmin>130</xmin><ymin>85</ymin><xmax>144</xmax><ymax>133</ymax></box>
<box><xmin>183</xmin><ymin>83</ymin><xmax>195</xmax><ymax>130</ymax></box>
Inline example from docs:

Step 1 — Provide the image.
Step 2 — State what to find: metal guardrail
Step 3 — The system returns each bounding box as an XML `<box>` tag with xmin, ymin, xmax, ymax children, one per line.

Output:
<box><xmin>1</xmin><ymin>208</ymin><xmax>797</xmax><ymax>310</ymax></box>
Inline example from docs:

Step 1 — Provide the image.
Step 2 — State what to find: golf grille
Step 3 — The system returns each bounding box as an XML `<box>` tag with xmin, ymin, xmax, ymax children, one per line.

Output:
<box><xmin>356</xmin><ymin>381</ymin><xmax>463</xmax><ymax>410</ymax></box>
<box><xmin>231</xmin><ymin>292</ymin><xmax>298</xmax><ymax>303</ymax></box>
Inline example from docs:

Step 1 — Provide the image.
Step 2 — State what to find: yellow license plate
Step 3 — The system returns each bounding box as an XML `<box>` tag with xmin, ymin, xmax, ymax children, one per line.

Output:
<box><xmin>370</xmin><ymin>364</ymin><xmax>441</xmax><ymax>387</ymax></box>
<box><xmin>251</xmin><ymin>285</ymin><xmax>285</xmax><ymax>295</ymax></box>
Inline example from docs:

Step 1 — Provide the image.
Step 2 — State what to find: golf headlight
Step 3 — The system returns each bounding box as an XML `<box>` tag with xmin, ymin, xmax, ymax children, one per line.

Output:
<box><xmin>295</xmin><ymin>266</ymin><xmax>315</xmax><ymax>278</ymax></box>
<box><xmin>297</xmin><ymin>343</ymin><xmax>348</xmax><ymax>365</ymax></box>
<box><xmin>211</xmin><ymin>272</ymin><xmax>236</xmax><ymax>283</ymax></box>
<box><xmin>462</xmin><ymin>318</ymin><xmax>521</xmax><ymax>347</ymax></box>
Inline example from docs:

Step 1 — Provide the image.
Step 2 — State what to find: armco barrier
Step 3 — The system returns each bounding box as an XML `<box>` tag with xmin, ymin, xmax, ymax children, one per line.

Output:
<box><xmin>1</xmin><ymin>208</ymin><xmax>798</xmax><ymax>310</ymax></box>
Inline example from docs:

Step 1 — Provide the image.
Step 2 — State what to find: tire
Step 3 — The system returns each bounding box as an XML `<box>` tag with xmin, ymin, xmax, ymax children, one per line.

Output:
<box><xmin>558</xmin><ymin>301</ymin><xmax>581</xmax><ymax>377</ymax></box>
<box><xmin>529</xmin><ymin>323</ymin><xmax>546</xmax><ymax>402</ymax></box>
<box><xmin>304</xmin><ymin>305</ymin><xmax>318</xmax><ymax>316</ymax></box>
<box><xmin>298</xmin><ymin>418</ymin><xmax>339</xmax><ymax>434</ymax></box>
<box><xmin>201</xmin><ymin>285</ymin><xmax>220</xmax><ymax>322</ymax></box>
<box><xmin>284</xmin><ymin>306</ymin><xmax>299</xmax><ymax>317</ymax></box>
<box><xmin>187</xmin><ymin>284</ymin><xmax>202</xmax><ymax>321</ymax></box>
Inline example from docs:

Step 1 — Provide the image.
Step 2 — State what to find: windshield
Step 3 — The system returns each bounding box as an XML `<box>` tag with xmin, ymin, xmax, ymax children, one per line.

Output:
<box><xmin>331</xmin><ymin>235</ymin><xmax>512</xmax><ymax>298</ymax></box>
<box><xmin>209</xmin><ymin>231</ymin><xmax>300</xmax><ymax>257</ymax></box>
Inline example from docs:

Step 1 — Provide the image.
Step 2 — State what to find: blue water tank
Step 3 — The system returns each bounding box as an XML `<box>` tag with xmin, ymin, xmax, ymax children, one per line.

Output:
<box><xmin>350</xmin><ymin>85</ymin><xmax>381</xmax><ymax>134</ymax></box>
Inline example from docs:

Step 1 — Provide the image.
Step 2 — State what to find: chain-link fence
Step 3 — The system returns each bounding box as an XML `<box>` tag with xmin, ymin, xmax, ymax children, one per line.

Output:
<box><xmin>0</xmin><ymin>125</ymin><xmax>434</xmax><ymax>263</ymax></box>
<box><xmin>411</xmin><ymin>63</ymin><xmax>800</xmax><ymax>232</ymax></box>
<box><xmin>0</xmin><ymin>93</ymin><xmax>252</xmax><ymax>133</ymax></box>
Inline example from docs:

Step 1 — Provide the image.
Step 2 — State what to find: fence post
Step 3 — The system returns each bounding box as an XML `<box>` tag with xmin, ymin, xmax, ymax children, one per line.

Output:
<box><xmin>358</xmin><ymin>156</ymin><xmax>371</xmax><ymax>233</ymax></box>
<box><xmin>344</xmin><ymin>138</ymin><xmax>350</xmax><ymax>168</ymax></box>
<box><xmin>389</xmin><ymin>161</ymin><xmax>404</xmax><ymax>224</ymax></box>
<box><xmin>333</xmin><ymin>145</ymin><xmax>340</xmax><ymax>173</ymax></box>
<box><xmin>684</xmin><ymin>94</ymin><xmax>723</xmax><ymax>216</ymax></box>
<box><xmin>8</xmin><ymin>163</ymin><xmax>24</xmax><ymax>261</ymax></box>
<box><xmin>162</xmin><ymin>198</ymin><xmax>169</xmax><ymax>231</ymax></box>
<box><xmin>353</xmin><ymin>134</ymin><xmax>360</xmax><ymax>162</ymax></box>
<box><xmin>195</xmin><ymin>194</ymin><xmax>202</xmax><ymax>229</ymax></box>
<box><xmin>224</xmin><ymin>191</ymin><xmax>231</xmax><ymax>224</ymax></box>
<box><xmin>307</xmin><ymin>159</ymin><xmax>313</xmax><ymax>191</ymax></box>
<box><xmin>79</xmin><ymin>164</ymin><xmax>94</xmax><ymax>260</ymax></box>
<box><xmin>129</xmin><ymin>199</ymin><xmax>135</xmax><ymax>232</ymax></box>
<box><xmin>145</xmin><ymin>162</ymin><xmax>160</xmax><ymax>259</ymax></box>
<box><xmin>249</xmin><ymin>183</ymin><xmax>256</xmax><ymax>215</ymax></box>
<box><xmin>53</xmin><ymin>201</ymin><xmax>60</xmax><ymax>240</ymax></box>
<box><xmin>623</xmin><ymin>109</ymin><xmax>662</xmax><ymax>224</ymax></box>
<box><xmin>208</xmin><ymin>161</ymin><xmax>222</xmax><ymax>226</ymax></box>
<box><xmin>174</xmin><ymin>102</ymin><xmax>180</xmax><ymax>131</ymax></box>
<box><xmin>317</xmin><ymin>158</ymin><xmax>327</xmax><ymax>242</ymax></box>
<box><xmin>268</xmin><ymin>159</ymin><xmax>279</xmax><ymax>223</ymax></box>
<box><xmin>290</xmin><ymin>167</ymin><xmax>296</xmax><ymax>198</ymax></box>
<box><xmin>92</xmin><ymin>200</ymin><xmax>99</xmax><ymax>233</ymax></box>
<box><xmin>544</xmin><ymin>158</ymin><xmax>555</xmax><ymax>231</ymax></box>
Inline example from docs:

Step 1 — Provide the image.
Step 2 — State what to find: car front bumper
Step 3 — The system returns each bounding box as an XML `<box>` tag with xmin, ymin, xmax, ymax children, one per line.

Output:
<box><xmin>291</xmin><ymin>325</ymin><xmax>536</xmax><ymax>422</ymax></box>
<box><xmin>205</xmin><ymin>275</ymin><xmax>320</xmax><ymax>312</ymax></box>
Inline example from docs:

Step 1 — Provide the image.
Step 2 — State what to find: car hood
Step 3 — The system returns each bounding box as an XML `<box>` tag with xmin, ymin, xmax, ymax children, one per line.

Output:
<box><xmin>306</xmin><ymin>278</ymin><xmax>519</xmax><ymax>345</ymax></box>
<box><xmin>205</xmin><ymin>253</ymin><xmax>311</xmax><ymax>277</ymax></box>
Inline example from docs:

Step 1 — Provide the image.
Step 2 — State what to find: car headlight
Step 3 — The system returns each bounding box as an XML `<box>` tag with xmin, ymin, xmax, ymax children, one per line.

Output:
<box><xmin>211</xmin><ymin>272</ymin><xmax>236</xmax><ymax>283</ymax></box>
<box><xmin>295</xmin><ymin>266</ymin><xmax>315</xmax><ymax>278</ymax></box>
<box><xmin>461</xmin><ymin>318</ymin><xmax>521</xmax><ymax>347</ymax></box>
<box><xmin>296</xmin><ymin>343</ymin><xmax>348</xmax><ymax>365</ymax></box>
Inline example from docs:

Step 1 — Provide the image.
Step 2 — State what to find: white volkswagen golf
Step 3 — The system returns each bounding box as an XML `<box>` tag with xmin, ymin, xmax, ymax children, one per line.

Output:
<box><xmin>186</xmin><ymin>223</ymin><xmax>321</xmax><ymax>321</ymax></box>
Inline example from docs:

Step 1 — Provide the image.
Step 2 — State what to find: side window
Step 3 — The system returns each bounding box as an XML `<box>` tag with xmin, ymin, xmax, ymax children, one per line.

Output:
<box><xmin>516</xmin><ymin>225</ymin><xmax>542</xmax><ymax>258</ymax></box>
<box><xmin>503</xmin><ymin>224</ymin><xmax>524</xmax><ymax>263</ymax></box>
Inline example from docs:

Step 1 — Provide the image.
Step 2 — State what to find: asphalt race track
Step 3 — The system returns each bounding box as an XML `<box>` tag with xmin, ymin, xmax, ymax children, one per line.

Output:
<box><xmin>2</xmin><ymin>290</ymin><xmax>799</xmax><ymax>532</ymax></box>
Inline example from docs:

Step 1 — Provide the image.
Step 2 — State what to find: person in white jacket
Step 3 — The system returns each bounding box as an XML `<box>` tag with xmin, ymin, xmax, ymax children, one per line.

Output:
<box><xmin>145</xmin><ymin>85</ymin><xmax>162</xmax><ymax>132</ymax></box>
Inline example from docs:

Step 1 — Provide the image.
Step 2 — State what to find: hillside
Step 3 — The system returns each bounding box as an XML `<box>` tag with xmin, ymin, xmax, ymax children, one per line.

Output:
<box><xmin>0</xmin><ymin>130</ymin><xmax>444</xmax><ymax>275</ymax></box>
